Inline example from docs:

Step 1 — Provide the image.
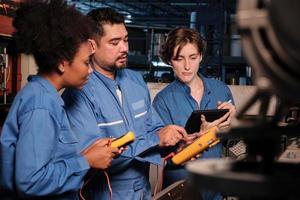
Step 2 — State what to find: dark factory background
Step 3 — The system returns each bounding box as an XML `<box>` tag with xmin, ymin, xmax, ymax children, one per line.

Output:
<box><xmin>1</xmin><ymin>1</ymin><xmax>300</xmax><ymax>200</ymax></box>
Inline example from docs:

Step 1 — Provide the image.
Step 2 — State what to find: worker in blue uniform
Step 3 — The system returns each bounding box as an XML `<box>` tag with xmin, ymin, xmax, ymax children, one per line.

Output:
<box><xmin>62</xmin><ymin>8</ymin><xmax>188</xmax><ymax>200</ymax></box>
<box><xmin>152</xmin><ymin>28</ymin><xmax>236</xmax><ymax>200</ymax></box>
<box><xmin>0</xmin><ymin>1</ymin><xmax>120</xmax><ymax>199</ymax></box>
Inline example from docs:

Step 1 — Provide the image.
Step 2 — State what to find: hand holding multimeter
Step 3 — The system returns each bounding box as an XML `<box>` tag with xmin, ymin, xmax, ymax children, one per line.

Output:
<box><xmin>111</xmin><ymin>131</ymin><xmax>135</xmax><ymax>148</ymax></box>
<box><xmin>171</xmin><ymin>126</ymin><xmax>220</xmax><ymax>165</ymax></box>
<box><xmin>169</xmin><ymin>109</ymin><xmax>230</xmax><ymax>165</ymax></box>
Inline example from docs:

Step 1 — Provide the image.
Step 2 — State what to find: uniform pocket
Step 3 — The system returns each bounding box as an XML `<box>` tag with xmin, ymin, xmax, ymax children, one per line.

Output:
<box><xmin>133</xmin><ymin>109</ymin><xmax>148</xmax><ymax>137</ymax></box>
<box><xmin>56</xmin><ymin>129</ymin><xmax>78</xmax><ymax>158</ymax></box>
<box><xmin>59</xmin><ymin>128</ymin><xmax>77</xmax><ymax>144</ymax></box>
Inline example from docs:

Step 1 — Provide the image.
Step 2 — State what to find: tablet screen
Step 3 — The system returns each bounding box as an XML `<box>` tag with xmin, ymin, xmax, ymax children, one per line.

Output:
<box><xmin>185</xmin><ymin>109</ymin><xmax>229</xmax><ymax>134</ymax></box>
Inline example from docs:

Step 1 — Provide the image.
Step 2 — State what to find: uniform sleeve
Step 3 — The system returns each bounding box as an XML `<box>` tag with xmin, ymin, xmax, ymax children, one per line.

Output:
<box><xmin>129</xmin><ymin>91</ymin><xmax>164</xmax><ymax>165</ymax></box>
<box><xmin>144</xmin><ymin>105</ymin><xmax>163</xmax><ymax>148</ymax></box>
<box><xmin>130</xmin><ymin>106</ymin><xmax>163</xmax><ymax>166</ymax></box>
<box><xmin>152</xmin><ymin>94</ymin><xmax>174</xmax><ymax>125</ymax></box>
<box><xmin>152</xmin><ymin>95</ymin><xmax>179</xmax><ymax>158</ymax></box>
<box><xmin>123</xmin><ymin>75</ymin><xmax>163</xmax><ymax>164</ymax></box>
<box><xmin>225</xmin><ymin>85</ymin><xmax>235</xmax><ymax>105</ymax></box>
<box><xmin>15</xmin><ymin>109</ymin><xmax>89</xmax><ymax>196</ymax></box>
<box><xmin>62</xmin><ymin>89</ymin><xmax>100</xmax><ymax>150</ymax></box>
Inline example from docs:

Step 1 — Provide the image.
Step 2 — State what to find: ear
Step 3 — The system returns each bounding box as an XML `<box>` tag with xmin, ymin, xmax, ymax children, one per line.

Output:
<box><xmin>168</xmin><ymin>60</ymin><xmax>173</xmax><ymax>67</ymax></box>
<box><xmin>58</xmin><ymin>61</ymin><xmax>67</xmax><ymax>73</ymax></box>
<box><xmin>88</xmin><ymin>39</ymin><xmax>97</xmax><ymax>54</ymax></box>
<box><xmin>199</xmin><ymin>54</ymin><xmax>203</xmax><ymax>63</ymax></box>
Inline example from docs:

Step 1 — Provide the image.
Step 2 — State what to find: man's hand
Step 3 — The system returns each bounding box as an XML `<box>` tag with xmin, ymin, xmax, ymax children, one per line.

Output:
<box><xmin>82</xmin><ymin>138</ymin><xmax>120</xmax><ymax>169</ymax></box>
<box><xmin>157</xmin><ymin>125</ymin><xmax>188</xmax><ymax>147</ymax></box>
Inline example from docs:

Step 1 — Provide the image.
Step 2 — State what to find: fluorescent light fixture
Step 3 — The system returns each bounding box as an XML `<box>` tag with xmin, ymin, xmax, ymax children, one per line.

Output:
<box><xmin>151</xmin><ymin>61</ymin><xmax>171</xmax><ymax>67</ymax></box>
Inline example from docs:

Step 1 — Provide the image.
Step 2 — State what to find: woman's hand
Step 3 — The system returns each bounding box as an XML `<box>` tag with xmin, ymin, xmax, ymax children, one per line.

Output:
<box><xmin>82</xmin><ymin>138</ymin><xmax>120</xmax><ymax>169</ymax></box>
<box><xmin>217</xmin><ymin>100</ymin><xmax>236</xmax><ymax>130</ymax></box>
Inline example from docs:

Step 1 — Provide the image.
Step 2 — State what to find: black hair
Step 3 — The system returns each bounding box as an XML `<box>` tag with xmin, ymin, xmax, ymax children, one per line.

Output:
<box><xmin>87</xmin><ymin>7</ymin><xmax>125</xmax><ymax>40</ymax></box>
<box><xmin>13</xmin><ymin>0</ymin><xmax>93</xmax><ymax>74</ymax></box>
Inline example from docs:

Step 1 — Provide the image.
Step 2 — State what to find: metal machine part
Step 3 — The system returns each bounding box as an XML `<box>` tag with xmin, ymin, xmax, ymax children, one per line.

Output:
<box><xmin>238</xmin><ymin>0</ymin><xmax>300</xmax><ymax>104</ymax></box>
<box><xmin>0</xmin><ymin>47</ymin><xmax>8</xmax><ymax>104</ymax></box>
<box><xmin>187</xmin><ymin>0</ymin><xmax>300</xmax><ymax>199</ymax></box>
<box><xmin>187</xmin><ymin>159</ymin><xmax>300</xmax><ymax>200</ymax></box>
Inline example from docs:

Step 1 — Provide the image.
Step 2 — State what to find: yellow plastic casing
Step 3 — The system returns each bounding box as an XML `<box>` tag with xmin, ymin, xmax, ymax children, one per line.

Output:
<box><xmin>111</xmin><ymin>131</ymin><xmax>135</xmax><ymax>148</ymax></box>
<box><xmin>171</xmin><ymin>127</ymin><xmax>219</xmax><ymax>165</ymax></box>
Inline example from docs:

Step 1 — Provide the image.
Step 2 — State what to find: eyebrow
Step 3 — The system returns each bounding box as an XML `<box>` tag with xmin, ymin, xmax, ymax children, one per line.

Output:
<box><xmin>176</xmin><ymin>53</ymin><xmax>199</xmax><ymax>58</ymax></box>
<box><xmin>109</xmin><ymin>34</ymin><xmax>128</xmax><ymax>42</ymax></box>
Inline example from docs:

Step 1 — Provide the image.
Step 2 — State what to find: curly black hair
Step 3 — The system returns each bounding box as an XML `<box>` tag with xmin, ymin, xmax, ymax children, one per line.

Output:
<box><xmin>87</xmin><ymin>7</ymin><xmax>125</xmax><ymax>41</ymax></box>
<box><xmin>160</xmin><ymin>28</ymin><xmax>206</xmax><ymax>65</ymax></box>
<box><xmin>13</xmin><ymin>0</ymin><xmax>93</xmax><ymax>74</ymax></box>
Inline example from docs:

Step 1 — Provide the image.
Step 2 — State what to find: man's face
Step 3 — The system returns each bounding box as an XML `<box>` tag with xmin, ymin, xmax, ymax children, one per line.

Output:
<box><xmin>93</xmin><ymin>23</ymin><xmax>129</xmax><ymax>73</ymax></box>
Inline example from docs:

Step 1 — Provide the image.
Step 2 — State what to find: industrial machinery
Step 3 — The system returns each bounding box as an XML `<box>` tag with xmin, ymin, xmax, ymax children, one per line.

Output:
<box><xmin>187</xmin><ymin>0</ymin><xmax>300</xmax><ymax>199</ymax></box>
<box><xmin>0</xmin><ymin>47</ymin><xmax>9</xmax><ymax>105</ymax></box>
<box><xmin>0</xmin><ymin>1</ymin><xmax>20</xmax><ymax>129</ymax></box>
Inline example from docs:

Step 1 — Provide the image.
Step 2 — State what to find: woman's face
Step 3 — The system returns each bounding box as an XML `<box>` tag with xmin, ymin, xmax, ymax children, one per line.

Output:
<box><xmin>170</xmin><ymin>42</ymin><xmax>202</xmax><ymax>85</ymax></box>
<box><xmin>62</xmin><ymin>41</ymin><xmax>94</xmax><ymax>89</ymax></box>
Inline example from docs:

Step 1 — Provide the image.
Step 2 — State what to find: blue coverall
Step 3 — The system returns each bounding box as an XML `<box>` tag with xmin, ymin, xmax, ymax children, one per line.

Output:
<box><xmin>62</xmin><ymin>69</ymin><xmax>164</xmax><ymax>200</ymax></box>
<box><xmin>0</xmin><ymin>75</ymin><xmax>89</xmax><ymax>199</ymax></box>
<box><xmin>152</xmin><ymin>74</ymin><xmax>234</xmax><ymax>200</ymax></box>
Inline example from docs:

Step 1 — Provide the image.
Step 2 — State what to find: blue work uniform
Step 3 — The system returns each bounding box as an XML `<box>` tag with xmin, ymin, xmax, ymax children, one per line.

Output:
<box><xmin>0</xmin><ymin>75</ymin><xmax>89</xmax><ymax>199</ymax></box>
<box><xmin>152</xmin><ymin>74</ymin><xmax>234</xmax><ymax>200</ymax></box>
<box><xmin>62</xmin><ymin>69</ymin><xmax>163</xmax><ymax>200</ymax></box>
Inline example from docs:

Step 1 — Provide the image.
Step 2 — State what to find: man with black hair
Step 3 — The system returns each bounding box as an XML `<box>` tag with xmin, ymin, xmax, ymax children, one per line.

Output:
<box><xmin>0</xmin><ymin>1</ymin><xmax>120</xmax><ymax>200</ymax></box>
<box><xmin>63</xmin><ymin>7</ymin><xmax>188</xmax><ymax>200</ymax></box>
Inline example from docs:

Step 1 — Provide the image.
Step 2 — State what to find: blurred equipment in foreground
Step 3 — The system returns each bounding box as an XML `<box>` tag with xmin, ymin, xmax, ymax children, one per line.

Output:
<box><xmin>187</xmin><ymin>0</ymin><xmax>300</xmax><ymax>199</ymax></box>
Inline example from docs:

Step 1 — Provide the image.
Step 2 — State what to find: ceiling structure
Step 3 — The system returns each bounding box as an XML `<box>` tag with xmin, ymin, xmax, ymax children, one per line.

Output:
<box><xmin>66</xmin><ymin>0</ymin><xmax>239</xmax><ymax>79</ymax></box>
<box><xmin>67</xmin><ymin>0</ymin><xmax>236</xmax><ymax>29</ymax></box>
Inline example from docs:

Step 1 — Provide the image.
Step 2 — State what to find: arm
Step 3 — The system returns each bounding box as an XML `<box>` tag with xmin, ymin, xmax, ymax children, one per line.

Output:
<box><xmin>15</xmin><ymin>109</ymin><xmax>89</xmax><ymax>196</ymax></box>
<box><xmin>153</xmin><ymin>95</ymin><xmax>187</xmax><ymax>146</ymax></box>
<box><xmin>62</xmin><ymin>89</ymin><xmax>100</xmax><ymax>150</ymax></box>
<box><xmin>216</xmin><ymin>86</ymin><xmax>236</xmax><ymax>130</ymax></box>
<box><xmin>152</xmin><ymin>95</ymin><xmax>174</xmax><ymax>125</ymax></box>
<box><xmin>62</xmin><ymin>89</ymin><xmax>121</xmax><ymax>170</ymax></box>
<box><xmin>133</xmin><ymin>105</ymin><xmax>162</xmax><ymax>157</ymax></box>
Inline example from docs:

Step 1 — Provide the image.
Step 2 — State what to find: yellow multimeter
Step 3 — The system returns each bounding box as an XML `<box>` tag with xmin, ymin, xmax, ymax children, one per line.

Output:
<box><xmin>111</xmin><ymin>131</ymin><xmax>135</xmax><ymax>148</ymax></box>
<box><xmin>171</xmin><ymin>127</ymin><xmax>219</xmax><ymax>165</ymax></box>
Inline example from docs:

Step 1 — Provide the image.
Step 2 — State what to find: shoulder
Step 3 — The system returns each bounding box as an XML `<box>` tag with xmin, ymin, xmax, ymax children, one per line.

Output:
<box><xmin>158</xmin><ymin>81</ymin><xmax>180</xmax><ymax>96</ymax></box>
<box><xmin>204</xmin><ymin>77</ymin><xmax>231</xmax><ymax>93</ymax></box>
<box><xmin>153</xmin><ymin>81</ymin><xmax>177</xmax><ymax>103</ymax></box>
<box><xmin>121</xmin><ymin>68</ymin><xmax>145</xmax><ymax>84</ymax></box>
<box><xmin>204</xmin><ymin>77</ymin><xmax>228</xmax><ymax>88</ymax></box>
<box><xmin>23</xmin><ymin>82</ymin><xmax>58</xmax><ymax>107</ymax></box>
<box><xmin>62</xmin><ymin>87</ymin><xmax>84</xmax><ymax>105</ymax></box>
<box><xmin>202</xmin><ymin>77</ymin><xmax>233</xmax><ymax>101</ymax></box>
<box><xmin>64</xmin><ymin>73</ymin><xmax>98</xmax><ymax>101</ymax></box>
<box><xmin>119</xmin><ymin>69</ymin><xmax>149</xmax><ymax>93</ymax></box>
<box><xmin>13</xmin><ymin>82</ymin><xmax>62</xmax><ymax>118</ymax></box>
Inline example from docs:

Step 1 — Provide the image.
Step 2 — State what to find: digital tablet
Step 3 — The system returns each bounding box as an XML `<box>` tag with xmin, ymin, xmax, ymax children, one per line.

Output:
<box><xmin>185</xmin><ymin>109</ymin><xmax>229</xmax><ymax>134</ymax></box>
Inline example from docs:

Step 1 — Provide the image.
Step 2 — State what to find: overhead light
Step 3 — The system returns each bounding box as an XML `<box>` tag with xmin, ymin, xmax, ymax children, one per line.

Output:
<box><xmin>151</xmin><ymin>61</ymin><xmax>171</xmax><ymax>67</ymax></box>
<box><xmin>126</xmin><ymin>14</ymin><xmax>132</xmax><ymax>19</ymax></box>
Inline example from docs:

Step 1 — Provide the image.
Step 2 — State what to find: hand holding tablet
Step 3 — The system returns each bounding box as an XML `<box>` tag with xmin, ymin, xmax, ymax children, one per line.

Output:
<box><xmin>185</xmin><ymin>109</ymin><xmax>229</xmax><ymax>134</ymax></box>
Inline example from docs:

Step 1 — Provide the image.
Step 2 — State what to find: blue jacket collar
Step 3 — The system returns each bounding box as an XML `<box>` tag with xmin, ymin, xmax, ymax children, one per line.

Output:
<box><xmin>93</xmin><ymin>69</ymin><xmax>119</xmax><ymax>89</ymax></box>
<box><xmin>174</xmin><ymin>73</ymin><xmax>212</xmax><ymax>95</ymax></box>
<box><xmin>174</xmin><ymin>73</ymin><xmax>212</xmax><ymax>108</ymax></box>
<box><xmin>28</xmin><ymin>75</ymin><xmax>64</xmax><ymax>106</ymax></box>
